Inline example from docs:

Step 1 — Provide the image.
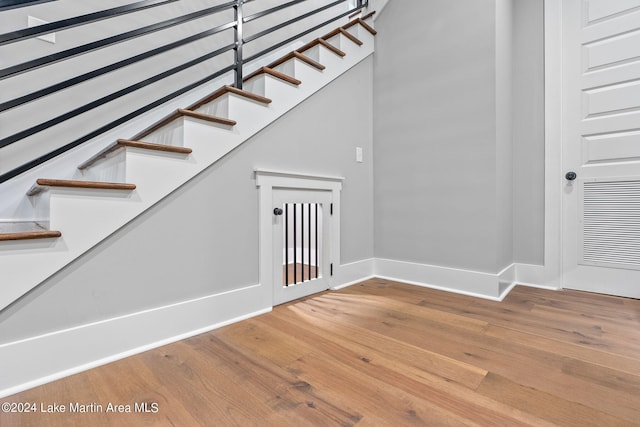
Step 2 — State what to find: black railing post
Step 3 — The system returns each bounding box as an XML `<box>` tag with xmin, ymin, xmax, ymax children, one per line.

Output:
<box><xmin>233</xmin><ymin>0</ymin><xmax>244</xmax><ymax>89</ymax></box>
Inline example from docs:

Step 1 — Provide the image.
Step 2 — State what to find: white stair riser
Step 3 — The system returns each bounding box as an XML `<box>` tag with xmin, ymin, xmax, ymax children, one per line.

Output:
<box><xmin>142</xmin><ymin>119</ymin><xmax>185</xmax><ymax>147</ymax></box>
<box><xmin>303</xmin><ymin>44</ymin><xmax>345</xmax><ymax>71</ymax></box>
<box><xmin>344</xmin><ymin>24</ymin><xmax>376</xmax><ymax>48</ymax></box>
<box><xmin>77</xmin><ymin>150</ymin><xmax>127</xmax><ymax>183</ymax></box>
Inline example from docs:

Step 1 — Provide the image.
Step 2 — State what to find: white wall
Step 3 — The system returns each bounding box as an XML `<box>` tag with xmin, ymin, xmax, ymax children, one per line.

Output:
<box><xmin>0</xmin><ymin>57</ymin><xmax>374</xmax><ymax>344</ymax></box>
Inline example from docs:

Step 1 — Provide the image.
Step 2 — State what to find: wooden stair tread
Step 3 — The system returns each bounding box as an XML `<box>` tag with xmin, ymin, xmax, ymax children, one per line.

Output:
<box><xmin>243</xmin><ymin>67</ymin><xmax>302</xmax><ymax>86</ymax></box>
<box><xmin>224</xmin><ymin>86</ymin><xmax>272</xmax><ymax>104</ymax></box>
<box><xmin>134</xmin><ymin>111</ymin><xmax>182</xmax><ymax>140</ymax></box>
<box><xmin>178</xmin><ymin>109</ymin><xmax>237</xmax><ymax>126</ymax></box>
<box><xmin>297</xmin><ymin>38</ymin><xmax>346</xmax><ymax>56</ymax></box>
<box><xmin>317</xmin><ymin>39</ymin><xmax>346</xmax><ymax>57</ymax></box>
<box><xmin>323</xmin><ymin>28</ymin><xmax>364</xmax><ymax>46</ymax></box>
<box><xmin>343</xmin><ymin>18</ymin><xmax>377</xmax><ymax>35</ymax></box>
<box><xmin>0</xmin><ymin>222</ymin><xmax>61</xmax><ymax>241</ymax></box>
<box><xmin>28</xmin><ymin>179</ymin><xmax>136</xmax><ymax>196</ymax></box>
<box><xmin>78</xmin><ymin>139</ymin><xmax>192</xmax><ymax>170</ymax></box>
<box><xmin>268</xmin><ymin>51</ymin><xmax>326</xmax><ymax>71</ymax></box>
<box><xmin>117</xmin><ymin>139</ymin><xmax>192</xmax><ymax>154</ymax></box>
<box><xmin>299</xmin><ymin>38</ymin><xmax>346</xmax><ymax>58</ymax></box>
<box><xmin>361</xmin><ymin>11</ymin><xmax>376</xmax><ymax>20</ymax></box>
<box><xmin>188</xmin><ymin>85</ymin><xmax>272</xmax><ymax>111</ymax></box>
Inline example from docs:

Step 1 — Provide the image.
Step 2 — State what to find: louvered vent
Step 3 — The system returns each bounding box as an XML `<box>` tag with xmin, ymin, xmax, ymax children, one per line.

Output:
<box><xmin>581</xmin><ymin>180</ymin><xmax>640</xmax><ymax>270</ymax></box>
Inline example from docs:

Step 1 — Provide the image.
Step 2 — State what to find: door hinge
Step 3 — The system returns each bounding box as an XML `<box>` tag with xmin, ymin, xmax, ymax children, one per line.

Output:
<box><xmin>330</xmin><ymin>263</ymin><xmax>333</xmax><ymax>276</ymax></box>
<box><xmin>330</xmin><ymin>203</ymin><xmax>333</xmax><ymax>215</ymax></box>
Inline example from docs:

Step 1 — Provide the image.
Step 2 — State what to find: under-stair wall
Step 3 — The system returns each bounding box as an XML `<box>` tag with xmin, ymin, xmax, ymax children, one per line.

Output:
<box><xmin>0</xmin><ymin>54</ymin><xmax>374</xmax><ymax>398</ymax></box>
<box><xmin>372</xmin><ymin>0</ymin><xmax>546</xmax><ymax>296</ymax></box>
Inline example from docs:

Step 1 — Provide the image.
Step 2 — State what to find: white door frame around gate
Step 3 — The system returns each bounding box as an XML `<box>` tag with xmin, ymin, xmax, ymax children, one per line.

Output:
<box><xmin>255</xmin><ymin>169</ymin><xmax>343</xmax><ymax>307</ymax></box>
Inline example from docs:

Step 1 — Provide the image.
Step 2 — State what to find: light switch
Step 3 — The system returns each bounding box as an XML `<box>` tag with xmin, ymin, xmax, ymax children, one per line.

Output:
<box><xmin>356</xmin><ymin>147</ymin><xmax>363</xmax><ymax>163</ymax></box>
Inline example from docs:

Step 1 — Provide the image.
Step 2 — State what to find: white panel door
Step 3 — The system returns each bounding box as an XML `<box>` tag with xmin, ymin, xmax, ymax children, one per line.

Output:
<box><xmin>272</xmin><ymin>188</ymin><xmax>332</xmax><ymax>305</ymax></box>
<box><xmin>562</xmin><ymin>0</ymin><xmax>640</xmax><ymax>298</ymax></box>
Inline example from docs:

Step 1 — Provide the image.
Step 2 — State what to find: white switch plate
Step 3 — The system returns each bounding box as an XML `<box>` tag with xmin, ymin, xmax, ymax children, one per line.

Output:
<box><xmin>28</xmin><ymin>16</ymin><xmax>56</xmax><ymax>44</ymax></box>
<box><xmin>356</xmin><ymin>147</ymin><xmax>363</xmax><ymax>163</ymax></box>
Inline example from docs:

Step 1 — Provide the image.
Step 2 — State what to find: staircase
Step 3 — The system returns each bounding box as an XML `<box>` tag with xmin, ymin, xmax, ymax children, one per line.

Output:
<box><xmin>0</xmin><ymin>13</ymin><xmax>376</xmax><ymax>312</ymax></box>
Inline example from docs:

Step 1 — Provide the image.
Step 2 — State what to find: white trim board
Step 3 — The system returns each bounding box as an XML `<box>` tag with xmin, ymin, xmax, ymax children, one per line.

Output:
<box><xmin>332</xmin><ymin>258</ymin><xmax>375</xmax><ymax>290</ymax></box>
<box><xmin>374</xmin><ymin>258</ymin><xmax>517</xmax><ymax>301</ymax></box>
<box><xmin>0</xmin><ymin>284</ymin><xmax>270</xmax><ymax>399</ymax></box>
<box><xmin>0</xmin><ymin>256</ymin><xmax>376</xmax><ymax>398</ymax></box>
<box><xmin>255</xmin><ymin>169</ymin><xmax>344</xmax><ymax>306</ymax></box>
<box><xmin>541</xmin><ymin>0</ymin><xmax>563</xmax><ymax>289</ymax></box>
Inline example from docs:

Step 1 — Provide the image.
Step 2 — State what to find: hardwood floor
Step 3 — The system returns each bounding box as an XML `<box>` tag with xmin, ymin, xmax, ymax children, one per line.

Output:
<box><xmin>2</xmin><ymin>278</ymin><xmax>639</xmax><ymax>426</ymax></box>
<box><xmin>283</xmin><ymin>263</ymin><xmax>318</xmax><ymax>285</ymax></box>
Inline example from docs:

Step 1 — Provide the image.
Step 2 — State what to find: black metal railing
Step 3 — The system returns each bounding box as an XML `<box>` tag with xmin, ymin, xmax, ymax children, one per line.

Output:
<box><xmin>0</xmin><ymin>0</ymin><xmax>368</xmax><ymax>184</ymax></box>
<box><xmin>0</xmin><ymin>0</ymin><xmax>56</xmax><ymax>12</ymax></box>
<box><xmin>284</xmin><ymin>202</ymin><xmax>321</xmax><ymax>286</ymax></box>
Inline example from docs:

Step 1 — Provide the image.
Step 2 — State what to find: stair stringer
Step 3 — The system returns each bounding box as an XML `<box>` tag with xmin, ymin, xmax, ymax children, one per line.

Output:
<box><xmin>0</xmin><ymin>21</ymin><xmax>375</xmax><ymax>312</ymax></box>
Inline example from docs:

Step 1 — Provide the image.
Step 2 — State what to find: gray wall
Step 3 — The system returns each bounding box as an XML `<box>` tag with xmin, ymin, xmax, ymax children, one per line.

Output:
<box><xmin>373</xmin><ymin>0</ymin><xmax>544</xmax><ymax>273</ymax></box>
<box><xmin>512</xmin><ymin>0</ymin><xmax>544</xmax><ymax>265</ymax></box>
<box><xmin>495</xmin><ymin>0</ymin><xmax>514</xmax><ymax>271</ymax></box>
<box><xmin>0</xmin><ymin>57</ymin><xmax>374</xmax><ymax>343</ymax></box>
<box><xmin>373</xmin><ymin>0</ymin><xmax>501</xmax><ymax>273</ymax></box>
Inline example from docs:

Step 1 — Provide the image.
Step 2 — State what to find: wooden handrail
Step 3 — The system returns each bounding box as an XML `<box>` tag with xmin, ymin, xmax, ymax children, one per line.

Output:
<box><xmin>117</xmin><ymin>139</ymin><xmax>192</xmax><ymax>154</ymax></box>
<box><xmin>178</xmin><ymin>109</ymin><xmax>237</xmax><ymax>126</ymax></box>
<box><xmin>243</xmin><ymin>67</ymin><xmax>302</xmax><ymax>86</ymax></box>
<box><xmin>28</xmin><ymin>179</ymin><xmax>136</xmax><ymax>196</ymax></box>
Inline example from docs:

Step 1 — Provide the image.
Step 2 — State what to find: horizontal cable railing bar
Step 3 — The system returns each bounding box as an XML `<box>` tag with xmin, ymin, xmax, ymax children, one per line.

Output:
<box><xmin>244</xmin><ymin>5</ymin><xmax>361</xmax><ymax>63</ymax></box>
<box><xmin>243</xmin><ymin>0</ymin><xmax>309</xmax><ymax>24</ymax></box>
<box><xmin>0</xmin><ymin>0</ymin><xmax>372</xmax><ymax>183</ymax></box>
<box><xmin>0</xmin><ymin>0</ymin><xmax>178</xmax><ymax>46</ymax></box>
<box><xmin>0</xmin><ymin>43</ymin><xmax>235</xmax><ymax>149</ymax></box>
<box><xmin>0</xmin><ymin>0</ymin><xmax>55</xmax><ymax>12</ymax></box>
<box><xmin>0</xmin><ymin>1</ymin><xmax>236</xmax><ymax>80</ymax></box>
<box><xmin>0</xmin><ymin>21</ymin><xmax>236</xmax><ymax>113</ymax></box>
<box><xmin>243</xmin><ymin>0</ymin><xmax>346</xmax><ymax>44</ymax></box>
<box><xmin>0</xmin><ymin>64</ymin><xmax>236</xmax><ymax>184</ymax></box>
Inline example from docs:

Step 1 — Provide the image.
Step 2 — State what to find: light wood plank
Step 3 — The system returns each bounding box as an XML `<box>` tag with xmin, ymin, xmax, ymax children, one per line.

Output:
<box><xmin>3</xmin><ymin>279</ymin><xmax>640</xmax><ymax>426</ymax></box>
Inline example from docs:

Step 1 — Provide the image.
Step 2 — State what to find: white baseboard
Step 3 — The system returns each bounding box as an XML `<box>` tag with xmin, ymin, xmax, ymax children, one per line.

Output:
<box><xmin>515</xmin><ymin>263</ymin><xmax>562</xmax><ymax>290</ymax></box>
<box><xmin>331</xmin><ymin>258</ymin><xmax>375</xmax><ymax>290</ymax></box>
<box><xmin>374</xmin><ymin>258</ymin><xmax>516</xmax><ymax>301</ymax></box>
<box><xmin>0</xmin><ymin>258</ymin><xmax>558</xmax><ymax>398</ymax></box>
<box><xmin>0</xmin><ymin>283</ymin><xmax>270</xmax><ymax>399</ymax></box>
